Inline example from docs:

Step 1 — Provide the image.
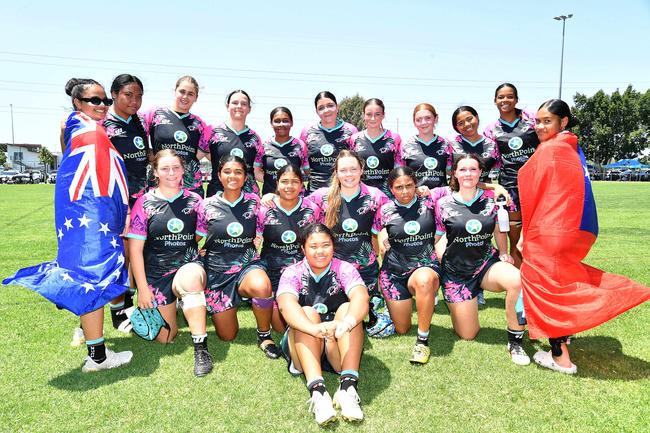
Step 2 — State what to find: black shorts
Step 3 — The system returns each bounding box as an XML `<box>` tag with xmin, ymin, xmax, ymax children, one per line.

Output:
<box><xmin>204</xmin><ymin>262</ymin><xmax>264</xmax><ymax>315</ymax></box>
<box><xmin>379</xmin><ymin>262</ymin><xmax>441</xmax><ymax>302</ymax></box>
<box><xmin>440</xmin><ymin>253</ymin><xmax>500</xmax><ymax>303</ymax></box>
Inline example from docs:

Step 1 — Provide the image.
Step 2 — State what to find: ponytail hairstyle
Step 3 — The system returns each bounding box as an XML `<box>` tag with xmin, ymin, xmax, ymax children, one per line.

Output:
<box><xmin>226</xmin><ymin>89</ymin><xmax>252</xmax><ymax>106</ymax></box>
<box><xmin>494</xmin><ymin>82</ymin><xmax>519</xmax><ymax>100</ymax></box>
<box><xmin>451</xmin><ymin>105</ymin><xmax>479</xmax><ymax>134</ymax></box>
<box><xmin>387</xmin><ymin>166</ymin><xmax>417</xmax><ymax>190</ymax></box>
<box><xmin>275</xmin><ymin>163</ymin><xmax>303</xmax><ymax>195</ymax></box>
<box><xmin>325</xmin><ymin>150</ymin><xmax>364</xmax><ymax>228</ymax></box>
<box><xmin>538</xmin><ymin>99</ymin><xmax>578</xmax><ymax>129</ymax></box>
<box><xmin>412</xmin><ymin>103</ymin><xmax>437</xmax><ymax>121</ymax></box>
<box><xmin>270</xmin><ymin>106</ymin><xmax>293</xmax><ymax>123</ymax></box>
<box><xmin>176</xmin><ymin>75</ymin><xmax>199</xmax><ymax>96</ymax></box>
<box><xmin>299</xmin><ymin>222</ymin><xmax>336</xmax><ymax>249</ymax></box>
<box><xmin>65</xmin><ymin>78</ymin><xmax>101</xmax><ymax>110</ymax></box>
<box><xmin>314</xmin><ymin>91</ymin><xmax>337</xmax><ymax>108</ymax></box>
<box><xmin>110</xmin><ymin>74</ymin><xmax>147</xmax><ymax>142</ymax></box>
<box><xmin>218</xmin><ymin>154</ymin><xmax>248</xmax><ymax>173</ymax></box>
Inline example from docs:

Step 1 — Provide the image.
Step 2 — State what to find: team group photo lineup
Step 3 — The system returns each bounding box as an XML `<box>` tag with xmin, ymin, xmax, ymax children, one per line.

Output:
<box><xmin>3</xmin><ymin>72</ymin><xmax>649</xmax><ymax>427</ymax></box>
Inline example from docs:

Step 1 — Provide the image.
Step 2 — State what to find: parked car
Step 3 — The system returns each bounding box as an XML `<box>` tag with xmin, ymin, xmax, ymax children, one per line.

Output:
<box><xmin>605</xmin><ymin>169</ymin><xmax>621</xmax><ymax>181</ymax></box>
<box><xmin>637</xmin><ymin>168</ymin><xmax>650</xmax><ymax>181</ymax></box>
<box><xmin>28</xmin><ymin>171</ymin><xmax>44</xmax><ymax>183</ymax></box>
<box><xmin>47</xmin><ymin>171</ymin><xmax>58</xmax><ymax>184</ymax></box>
<box><xmin>10</xmin><ymin>172</ymin><xmax>33</xmax><ymax>184</ymax></box>
<box><xmin>0</xmin><ymin>170</ymin><xmax>20</xmax><ymax>183</ymax></box>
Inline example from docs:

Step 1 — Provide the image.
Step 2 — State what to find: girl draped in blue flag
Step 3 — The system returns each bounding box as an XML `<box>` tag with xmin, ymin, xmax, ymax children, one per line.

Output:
<box><xmin>3</xmin><ymin>78</ymin><xmax>133</xmax><ymax>373</ymax></box>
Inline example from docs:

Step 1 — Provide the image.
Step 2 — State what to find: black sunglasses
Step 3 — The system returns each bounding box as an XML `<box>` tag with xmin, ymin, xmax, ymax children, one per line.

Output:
<box><xmin>78</xmin><ymin>96</ymin><xmax>113</xmax><ymax>106</ymax></box>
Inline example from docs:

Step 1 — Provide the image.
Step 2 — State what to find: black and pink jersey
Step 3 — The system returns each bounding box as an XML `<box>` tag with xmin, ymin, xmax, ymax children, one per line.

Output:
<box><xmin>449</xmin><ymin>135</ymin><xmax>501</xmax><ymax>182</ymax></box>
<box><xmin>142</xmin><ymin>107</ymin><xmax>211</xmax><ymax>194</ymax></box>
<box><xmin>307</xmin><ymin>183</ymin><xmax>388</xmax><ymax>269</ymax></box>
<box><xmin>483</xmin><ymin>109</ymin><xmax>539</xmax><ymax>188</ymax></box>
<box><xmin>256</xmin><ymin>198</ymin><xmax>318</xmax><ymax>272</ymax></box>
<box><xmin>377</xmin><ymin>188</ymin><xmax>449</xmax><ymax>275</ymax></box>
<box><xmin>399</xmin><ymin>135</ymin><xmax>452</xmax><ymax>188</ymax></box>
<box><xmin>207</xmin><ymin>123</ymin><xmax>263</xmax><ymax>196</ymax></box>
<box><xmin>257</xmin><ymin>136</ymin><xmax>309</xmax><ymax>195</ymax></box>
<box><xmin>277</xmin><ymin>257</ymin><xmax>365</xmax><ymax>319</ymax></box>
<box><xmin>349</xmin><ymin>129</ymin><xmax>403</xmax><ymax>196</ymax></box>
<box><xmin>127</xmin><ymin>189</ymin><xmax>202</xmax><ymax>281</ymax></box>
<box><xmin>101</xmin><ymin>112</ymin><xmax>150</xmax><ymax>206</ymax></box>
<box><xmin>435</xmin><ymin>190</ymin><xmax>498</xmax><ymax>276</ymax></box>
<box><xmin>197</xmin><ymin>192</ymin><xmax>260</xmax><ymax>274</ymax></box>
<box><xmin>300</xmin><ymin>120</ymin><xmax>358</xmax><ymax>193</ymax></box>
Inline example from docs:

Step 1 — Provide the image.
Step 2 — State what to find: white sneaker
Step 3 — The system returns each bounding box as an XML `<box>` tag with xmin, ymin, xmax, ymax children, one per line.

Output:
<box><xmin>533</xmin><ymin>350</ymin><xmax>577</xmax><ymax>375</ymax></box>
<box><xmin>70</xmin><ymin>327</ymin><xmax>85</xmax><ymax>347</ymax></box>
<box><xmin>508</xmin><ymin>342</ymin><xmax>531</xmax><ymax>366</ymax></box>
<box><xmin>115</xmin><ymin>306</ymin><xmax>135</xmax><ymax>334</ymax></box>
<box><xmin>333</xmin><ymin>387</ymin><xmax>364</xmax><ymax>422</ymax></box>
<box><xmin>82</xmin><ymin>349</ymin><xmax>133</xmax><ymax>373</ymax></box>
<box><xmin>307</xmin><ymin>390</ymin><xmax>336</xmax><ymax>426</ymax></box>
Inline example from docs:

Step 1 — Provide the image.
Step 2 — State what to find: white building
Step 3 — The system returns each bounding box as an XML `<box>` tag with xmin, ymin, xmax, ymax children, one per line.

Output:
<box><xmin>1</xmin><ymin>143</ymin><xmax>59</xmax><ymax>172</ymax></box>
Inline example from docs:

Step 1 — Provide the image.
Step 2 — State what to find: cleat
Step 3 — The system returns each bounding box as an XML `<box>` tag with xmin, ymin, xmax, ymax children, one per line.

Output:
<box><xmin>82</xmin><ymin>349</ymin><xmax>133</xmax><ymax>373</ymax></box>
<box><xmin>307</xmin><ymin>391</ymin><xmax>337</xmax><ymax>426</ymax></box>
<box><xmin>409</xmin><ymin>343</ymin><xmax>431</xmax><ymax>365</ymax></box>
<box><xmin>259</xmin><ymin>339</ymin><xmax>282</xmax><ymax>360</ymax></box>
<box><xmin>333</xmin><ymin>387</ymin><xmax>363</xmax><ymax>422</ymax></box>
<box><xmin>508</xmin><ymin>342</ymin><xmax>531</xmax><ymax>366</ymax></box>
<box><xmin>194</xmin><ymin>348</ymin><xmax>214</xmax><ymax>377</ymax></box>
<box><xmin>533</xmin><ymin>350</ymin><xmax>577</xmax><ymax>375</ymax></box>
<box><xmin>366</xmin><ymin>312</ymin><xmax>395</xmax><ymax>338</ymax></box>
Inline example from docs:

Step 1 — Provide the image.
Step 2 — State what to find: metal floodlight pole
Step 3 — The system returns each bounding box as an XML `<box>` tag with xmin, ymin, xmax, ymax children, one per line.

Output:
<box><xmin>554</xmin><ymin>14</ymin><xmax>573</xmax><ymax>99</ymax></box>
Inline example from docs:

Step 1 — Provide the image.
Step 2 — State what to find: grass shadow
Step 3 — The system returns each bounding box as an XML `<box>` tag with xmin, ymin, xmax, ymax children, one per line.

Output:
<box><xmin>534</xmin><ymin>335</ymin><xmax>650</xmax><ymax>381</ymax></box>
<box><xmin>49</xmin><ymin>330</ymin><xmax>193</xmax><ymax>391</ymax></box>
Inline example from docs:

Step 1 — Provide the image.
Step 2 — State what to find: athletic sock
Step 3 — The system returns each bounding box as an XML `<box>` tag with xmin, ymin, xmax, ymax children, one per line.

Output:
<box><xmin>307</xmin><ymin>377</ymin><xmax>327</xmax><ymax>397</ymax></box>
<box><xmin>339</xmin><ymin>370</ymin><xmax>359</xmax><ymax>392</ymax></box>
<box><xmin>417</xmin><ymin>328</ymin><xmax>430</xmax><ymax>346</ymax></box>
<box><xmin>192</xmin><ymin>333</ymin><xmax>208</xmax><ymax>352</ymax></box>
<box><xmin>124</xmin><ymin>290</ymin><xmax>134</xmax><ymax>309</ymax></box>
<box><xmin>257</xmin><ymin>328</ymin><xmax>272</xmax><ymax>343</ymax></box>
<box><xmin>507</xmin><ymin>328</ymin><xmax>525</xmax><ymax>346</ymax></box>
<box><xmin>86</xmin><ymin>337</ymin><xmax>107</xmax><ymax>364</ymax></box>
<box><xmin>110</xmin><ymin>301</ymin><xmax>127</xmax><ymax>328</ymax></box>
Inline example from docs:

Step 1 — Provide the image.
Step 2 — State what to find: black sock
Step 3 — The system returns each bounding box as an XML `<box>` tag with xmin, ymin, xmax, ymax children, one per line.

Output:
<box><xmin>507</xmin><ymin>328</ymin><xmax>525</xmax><ymax>345</ymax></box>
<box><xmin>257</xmin><ymin>329</ymin><xmax>272</xmax><ymax>343</ymax></box>
<box><xmin>192</xmin><ymin>333</ymin><xmax>208</xmax><ymax>351</ymax></box>
<box><xmin>307</xmin><ymin>378</ymin><xmax>327</xmax><ymax>396</ymax></box>
<box><xmin>339</xmin><ymin>373</ymin><xmax>359</xmax><ymax>392</ymax></box>
<box><xmin>87</xmin><ymin>340</ymin><xmax>107</xmax><ymax>364</ymax></box>
<box><xmin>110</xmin><ymin>302</ymin><xmax>127</xmax><ymax>328</ymax></box>
<box><xmin>124</xmin><ymin>290</ymin><xmax>134</xmax><ymax>309</ymax></box>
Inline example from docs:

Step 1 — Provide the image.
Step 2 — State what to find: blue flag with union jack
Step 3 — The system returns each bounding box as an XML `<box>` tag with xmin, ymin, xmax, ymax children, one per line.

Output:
<box><xmin>3</xmin><ymin>112</ymin><xmax>130</xmax><ymax>316</ymax></box>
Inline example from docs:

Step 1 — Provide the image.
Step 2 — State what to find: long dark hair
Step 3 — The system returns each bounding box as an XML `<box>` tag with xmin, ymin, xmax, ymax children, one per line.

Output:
<box><xmin>65</xmin><ymin>78</ymin><xmax>101</xmax><ymax>110</ymax></box>
<box><xmin>451</xmin><ymin>105</ymin><xmax>479</xmax><ymax>134</ymax></box>
<box><xmin>538</xmin><ymin>99</ymin><xmax>578</xmax><ymax>129</ymax></box>
<box><xmin>110</xmin><ymin>74</ymin><xmax>147</xmax><ymax>139</ymax></box>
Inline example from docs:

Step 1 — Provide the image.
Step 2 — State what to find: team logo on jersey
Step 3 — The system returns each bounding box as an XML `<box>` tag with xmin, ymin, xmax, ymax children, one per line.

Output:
<box><xmin>174</xmin><ymin>130</ymin><xmax>188</xmax><ymax>143</ymax></box>
<box><xmin>133</xmin><ymin>136</ymin><xmax>145</xmax><ymax>150</ymax></box>
<box><xmin>167</xmin><ymin>218</ymin><xmax>184</xmax><ymax>234</ymax></box>
<box><xmin>230</xmin><ymin>148</ymin><xmax>244</xmax><ymax>159</ymax></box>
<box><xmin>281</xmin><ymin>230</ymin><xmax>297</xmax><ymax>244</ymax></box>
<box><xmin>366</xmin><ymin>156</ymin><xmax>380</xmax><ymax>169</ymax></box>
<box><xmin>320</xmin><ymin>144</ymin><xmax>334</xmax><ymax>157</ymax></box>
<box><xmin>313</xmin><ymin>303</ymin><xmax>328</xmax><ymax>314</ymax></box>
<box><xmin>274</xmin><ymin>158</ymin><xmax>288</xmax><ymax>170</ymax></box>
<box><xmin>404</xmin><ymin>220</ymin><xmax>421</xmax><ymax>235</ymax></box>
<box><xmin>226</xmin><ymin>222</ymin><xmax>244</xmax><ymax>237</ymax></box>
<box><xmin>424</xmin><ymin>157</ymin><xmax>438</xmax><ymax>170</ymax></box>
<box><xmin>508</xmin><ymin>137</ymin><xmax>523</xmax><ymax>150</ymax></box>
<box><xmin>341</xmin><ymin>218</ymin><xmax>358</xmax><ymax>233</ymax></box>
<box><xmin>465</xmin><ymin>219</ymin><xmax>482</xmax><ymax>234</ymax></box>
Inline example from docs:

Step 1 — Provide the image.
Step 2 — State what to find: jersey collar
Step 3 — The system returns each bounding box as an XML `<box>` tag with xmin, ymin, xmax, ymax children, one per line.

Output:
<box><xmin>319</xmin><ymin>119</ymin><xmax>344</xmax><ymax>133</ymax></box>
<box><xmin>152</xmin><ymin>188</ymin><xmax>184</xmax><ymax>202</ymax></box>
<box><xmin>416</xmin><ymin>135</ymin><xmax>438</xmax><ymax>146</ymax></box>
<box><xmin>110</xmin><ymin>111</ymin><xmax>132</xmax><ymax>124</ymax></box>
<box><xmin>341</xmin><ymin>186</ymin><xmax>361</xmax><ymax>202</ymax></box>
<box><xmin>364</xmin><ymin>129</ymin><xmax>387</xmax><ymax>143</ymax></box>
<box><xmin>499</xmin><ymin>117</ymin><xmax>520</xmax><ymax>128</ymax></box>
<box><xmin>461</xmin><ymin>135</ymin><xmax>485</xmax><ymax>147</ymax></box>
<box><xmin>226</xmin><ymin>123</ymin><xmax>250</xmax><ymax>135</ymax></box>
<box><xmin>272</xmin><ymin>137</ymin><xmax>294</xmax><ymax>147</ymax></box>
<box><xmin>216</xmin><ymin>191</ymin><xmax>244</xmax><ymax>207</ymax></box>
<box><xmin>307</xmin><ymin>261</ymin><xmax>332</xmax><ymax>282</ymax></box>
<box><xmin>169</xmin><ymin>108</ymin><xmax>191</xmax><ymax>120</ymax></box>
<box><xmin>452</xmin><ymin>189</ymin><xmax>483</xmax><ymax>206</ymax></box>
<box><xmin>274</xmin><ymin>197</ymin><xmax>302</xmax><ymax>215</ymax></box>
<box><xmin>395</xmin><ymin>195</ymin><xmax>417</xmax><ymax>208</ymax></box>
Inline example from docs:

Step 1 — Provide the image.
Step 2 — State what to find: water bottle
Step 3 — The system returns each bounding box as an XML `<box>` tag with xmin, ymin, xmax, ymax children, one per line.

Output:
<box><xmin>496</xmin><ymin>197</ymin><xmax>509</xmax><ymax>232</ymax></box>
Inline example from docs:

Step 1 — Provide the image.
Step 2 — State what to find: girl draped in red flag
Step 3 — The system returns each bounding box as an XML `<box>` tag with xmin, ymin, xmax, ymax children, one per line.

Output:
<box><xmin>518</xmin><ymin>99</ymin><xmax>650</xmax><ymax>374</ymax></box>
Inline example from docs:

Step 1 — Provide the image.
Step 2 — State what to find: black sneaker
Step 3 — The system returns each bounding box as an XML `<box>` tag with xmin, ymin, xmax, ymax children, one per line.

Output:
<box><xmin>259</xmin><ymin>338</ymin><xmax>282</xmax><ymax>360</ymax></box>
<box><xmin>194</xmin><ymin>348</ymin><xmax>213</xmax><ymax>377</ymax></box>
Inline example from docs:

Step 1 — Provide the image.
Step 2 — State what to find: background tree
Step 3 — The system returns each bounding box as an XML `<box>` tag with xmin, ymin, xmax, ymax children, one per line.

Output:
<box><xmin>572</xmin><ymin>86</ymin><xmax>649</xmax><ymax>164</ymax></box>
<box><xmin>38</xmin><ymin>146</ymin><xmax>55</xmax><ymax>174</ymax></box>
<box><xmin>0</xmin><ymin>143</ymin><xmax>6</xmax><ymax>167</ymax></box>
<box><xmin>338</xmin><ymin>94</ymin><xmax>365</xmax><ymax>130</ymax></box>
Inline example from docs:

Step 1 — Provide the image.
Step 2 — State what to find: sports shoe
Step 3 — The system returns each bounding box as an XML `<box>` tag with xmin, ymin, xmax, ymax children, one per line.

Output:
<box><xmin>533</xmin><ymin>350</ymin><xmax>577</xmax><ymax>375</ymax></box>
<box><xmin>507</xmin><ymin>342</ymin><xmax>531</xmax><ymax>366</ymax></box>
<box><xmin>194</xmin><ymin>348</ymin><xmax>214</xmax><ymax>377</ymax></box>
<box><xmin>333</xmin><ymin>387</ymin><xmax>364</xmax><ymax>422</ymax></box>
<box><xmin>477</xmin><ymin>290</ymin><xmax>486</xmax><ymax>305</ymax></box>
<box><xmin>82</xmin><ymin>349</ymin><xmax>133</xmax><ymax>373</ymax></box>
<box><xmin>366</xmin><ymin>312</ymin><xmax>395</xmax><ymax>338</ymax></box>
<box><xmin>70</xmin><ymin>327</ymin><xmax>85</xmax><ymax>347</ymax></box>
<box><xmin>307</xmin><ymin>390</ymin><xmax>337</xmax><ymax>426</ymax></box>
<box><xmin>409</xmin><ymin>343</ymin><xmax>431</xmax><ymax>365</ymax></box>
<box><xmin>259</xmin><ymin>339</ymin><xmax>282</xmax><ymax>360</ymax></box>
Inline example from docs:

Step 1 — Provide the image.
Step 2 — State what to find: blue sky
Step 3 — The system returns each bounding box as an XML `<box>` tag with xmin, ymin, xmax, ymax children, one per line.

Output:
<box><xmin>1</xmin><ymin>0</ymin><xmax>649</xmax><ymax>152</ymax></box>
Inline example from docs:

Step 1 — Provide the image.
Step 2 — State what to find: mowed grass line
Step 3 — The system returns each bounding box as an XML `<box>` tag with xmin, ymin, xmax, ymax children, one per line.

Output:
<box><xmin>0</xmin><ymin>182</ymin><xmax>648</xmax><ymax>433</ymax></box>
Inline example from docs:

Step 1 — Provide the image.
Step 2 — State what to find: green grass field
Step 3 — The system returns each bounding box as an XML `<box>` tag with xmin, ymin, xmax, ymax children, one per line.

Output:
<box><xmin>0</xmin><ymin>183</ymin><xmax>648</xmax><ymax>433</ymax></box>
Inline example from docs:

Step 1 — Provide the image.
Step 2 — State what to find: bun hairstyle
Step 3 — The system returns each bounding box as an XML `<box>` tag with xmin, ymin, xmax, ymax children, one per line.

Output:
<box><xmin>451</xmin><ymin>105</ymin><xmax>480</xmax><ymax>134</ymax></box>
<box><xmin>449</xmin><ymin>153</ymin><xmax>484</xmax><ymax>192</ymax></box>
<box><xmin>314</xmin><ymin>91</ymin><xmax>337</xmax><ymax>108</ymax></box>
<box><xmin>65</xmin><ymin>78</ymin><xmax>101</xmax><ymax>110</ymax></box>
<box><xmin>538</xmin><ymin>99</ymin><xmax>578</xmax><ymax>129</ymax></box>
